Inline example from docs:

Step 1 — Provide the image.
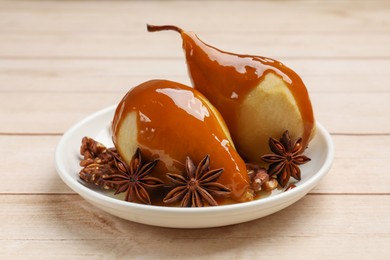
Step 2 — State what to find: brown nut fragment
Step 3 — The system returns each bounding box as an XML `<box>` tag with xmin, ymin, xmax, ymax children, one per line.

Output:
<box><xmin>79</xmin><ymin>137</ymin><xmax>118</xmax><ymax>167</ymax></box>
<box><xmin>80</xmin><ymin>136</ymin><xmax>107</xmax><ymax>160</ymax></box>
<box><xmin>262</xmin><ymin>178</ymin><xmax>278</xmax><ymax>192</ymax></box>
<box><xmin>247</xmin><ymin>164</ymin><xmax>269</xmax><ymax>192</ymax></box>
<box><xmin>79</xmin><ymin>137</ymin><xmax>119</xmax><ymax>189</ymax></box>
<box><xmin>79</xmin><ymin>163</ymin><xmax>118</xmax><ymax>189</ymax></box>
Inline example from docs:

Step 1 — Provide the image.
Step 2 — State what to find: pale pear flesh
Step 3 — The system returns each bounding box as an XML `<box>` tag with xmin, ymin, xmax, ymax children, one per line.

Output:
<box><xmin>237</xmin><ymin>72</ymin><xmax>305</xmax><ymax>164</ymax></box>
<box><xmin>115</xmin><ymin>111</ymin><xmax>138</xmax><ymax>165</ymax></box>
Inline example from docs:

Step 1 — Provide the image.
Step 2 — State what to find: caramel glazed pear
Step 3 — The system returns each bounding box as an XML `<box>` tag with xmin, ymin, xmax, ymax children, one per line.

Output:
<box><xmin>112</xmin><ymin>80</ymin><xmax>253</xmax><ymax>203</ymax></box>
<box><xmin>147</xmin><ymin>25</ymin><xmax>316</xmax><ymax>164</ymax></box>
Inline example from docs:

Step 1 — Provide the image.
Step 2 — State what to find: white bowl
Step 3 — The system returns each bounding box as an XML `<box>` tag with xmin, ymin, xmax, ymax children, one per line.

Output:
<box><xmin>55</xmin><ymin>105</ymin><xmax>334</xmax><ymax>228</ymax></box>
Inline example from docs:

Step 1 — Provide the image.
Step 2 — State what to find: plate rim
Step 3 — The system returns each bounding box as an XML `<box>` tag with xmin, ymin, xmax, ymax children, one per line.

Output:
<box><xmin>55</xmin><ymin>105</ymin><xmax>334</xmax><ymax>216</ymax></box>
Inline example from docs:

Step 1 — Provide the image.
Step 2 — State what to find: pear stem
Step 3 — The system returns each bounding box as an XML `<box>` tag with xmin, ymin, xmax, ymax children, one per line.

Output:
<box><xmin>147</xmin><ymin>24</ymin><xmax>183</xmax><ymax>34</ymax></box>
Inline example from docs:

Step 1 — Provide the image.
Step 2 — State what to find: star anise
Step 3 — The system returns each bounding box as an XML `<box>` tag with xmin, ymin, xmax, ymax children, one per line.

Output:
<box><xmin>163</xmin><ymin>155</ymin><xmax>231</xmax><ymax>207</ymax></box>
<box><xmin>102</xmin><ymin>148</ymin><xmax>164</xmax><ymax>205</ymax></box>
<box><xmin>261</xmin><ymin>130</ymin><xmax>311</xmax><ymax>187</ymax></box>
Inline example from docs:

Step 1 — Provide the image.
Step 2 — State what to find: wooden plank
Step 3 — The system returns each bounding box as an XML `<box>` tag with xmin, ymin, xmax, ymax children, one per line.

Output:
<box><xmin>1</xmin><ymin>1</ymin><xmax>389</xmax><ymax>60</ymax></box>
<box><xmin>0</xmin><ymin>135</ymin><xmax>73</xmax><ymax>194</ymax></box>
<box><xmin>0</xmin><ymin>0</ymin><xmax>389</xmax><ymax>34</ymax></box>
<box><xmin>310</xmin><ymin>92</ymin><xmax>390</xmax><ymax>135</ymax></box>
<box><xmin>0</xmin><ymin>92</ymin><xmax>121</xmax><ymax>134</ymax></box>
<box><xmin>1</xmin><ymin>32</ymin><xmax>390</xmax><ymax>59</ymax></box>
<box><xmin>1</xmin><ymin>135</ymin><xmax>389</xmax><ymax>194</ymax></box>
<box><xmin>0</xmin><ymin>92</ymin><xmax>389</xmax><ymax>134</ymax></box>
<box><xmin>0</xmin><ymin>194</ymin><xmax>389</xmax><ymax>258</ymax></box>
<box><xmin>314</xmin><ymin>135</ymin><xmax>390</xmax><ymax>194</ymax></box>
<box><xmin>0</xmin><ymin>59</ymin><xmax>389</xmax><ymax>93</ymax></box>
<box><xmin>4</xmin><ymin>73</ymin><xmax>389</xmax><ymax>94</ymax></box>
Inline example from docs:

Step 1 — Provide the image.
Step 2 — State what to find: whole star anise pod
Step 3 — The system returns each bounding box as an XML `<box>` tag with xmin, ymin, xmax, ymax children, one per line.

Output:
<box><xmin>102</xmin><ymin>148</ymin><xmax>164</xmax><ymax>205</ymax></box>
<box><xmin>261</xmin><ymin>130</ymin><xmax>311</xmax><ymax>187</ymax></box>
<box><xmin>163</xmin><ymin>155</ymin><xmax>231</xmax><ymax>207</ymax></box>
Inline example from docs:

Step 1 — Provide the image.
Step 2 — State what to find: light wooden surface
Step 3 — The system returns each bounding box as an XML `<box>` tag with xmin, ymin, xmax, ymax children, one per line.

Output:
<box><xmin>1</xmin><ymin>0</ymin><xmax>389</xmax><ymax>259</ymax></box>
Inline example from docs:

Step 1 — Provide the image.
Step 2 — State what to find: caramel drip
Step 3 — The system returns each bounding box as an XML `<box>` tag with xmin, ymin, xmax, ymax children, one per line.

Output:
<box><xmin>112</xmin><ymin>80</ymin><xmax>251</xmax><ymax>202</ymax></box>
<box><xmin>182</xmin><ymin>32</ymin><xmax>315</xmax><ymax>152</ymax></box>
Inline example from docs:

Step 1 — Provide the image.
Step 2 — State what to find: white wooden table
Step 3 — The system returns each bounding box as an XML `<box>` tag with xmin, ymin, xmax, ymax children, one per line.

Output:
<box><xmin>1</xmin><ymin>0</ymin><xmax>389</xmax><ymax>258</ymax></box>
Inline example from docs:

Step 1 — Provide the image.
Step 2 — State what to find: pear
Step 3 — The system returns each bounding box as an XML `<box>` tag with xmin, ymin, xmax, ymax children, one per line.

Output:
<box><xmin>112</xmin><ymin>79</ymin><xmax>253</xmax><ymax>202</ymax></box>
<box><xmin>147</xmin><ymin>25</ymin><xmax>315</xmax><ymax>164</ymax></box>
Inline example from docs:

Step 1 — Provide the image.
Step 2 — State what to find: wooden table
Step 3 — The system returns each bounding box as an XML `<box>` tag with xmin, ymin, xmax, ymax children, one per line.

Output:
<box><xmin>1</xmin><ymin>0</ymin><xmax>389</xmax><ymax>258</ymax></box>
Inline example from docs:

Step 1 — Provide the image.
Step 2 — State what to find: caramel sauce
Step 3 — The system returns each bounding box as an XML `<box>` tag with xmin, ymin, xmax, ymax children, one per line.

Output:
<box><xmin>112</xmin><ymin>80</ymin><xmax>251</xmax><ymax>202</ymax></box>
<box><xmin>181</xmin><ymin>32</ymin><xmax>315</xmax><ymax>153</ymax></box>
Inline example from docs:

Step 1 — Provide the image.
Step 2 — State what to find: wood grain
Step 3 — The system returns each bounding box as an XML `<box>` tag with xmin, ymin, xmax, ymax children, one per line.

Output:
<box><xmin>1</xmin><ymin>92</ymin><xmax>389</xmax><ymax>134</ymax></box>
<box><xmin>2</xmin><ymin>32</ymin><xmax>390</xmax><ymax>59</ymax></box>
<box><xmin>1</xmin><ymin>135</ymin><xmax>389</xmax><ymax>194</ymax></box>
<box><xmin>1</xmin><ymin>1</ymin><xmax>389</xmax><ymax>34</ymax></box>
<box><xmin>1</xmin><ymin>59</ymin><xmax>389</xmax><ymax>92</ymax></box>
<box><xmin>1</xmin><ymin>1</ymin><xmax>389</xmax><ymax>60</ymax></box>
<box><xmin>1</xmin><ymin>194</ymin><xmax>389</xmax><ymax>258</ymax></box>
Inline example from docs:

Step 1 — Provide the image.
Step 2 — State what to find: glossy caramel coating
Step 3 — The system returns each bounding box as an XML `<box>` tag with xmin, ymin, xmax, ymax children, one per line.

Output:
<box><xmin>181</xmin><ymin>32</ymin><xmax>315</xmax><ymax>157</ymax></box>
<box><xmin>112</xmin><ymin>80</ymin><xmax>252</xmax><ymax>202</ymax></box>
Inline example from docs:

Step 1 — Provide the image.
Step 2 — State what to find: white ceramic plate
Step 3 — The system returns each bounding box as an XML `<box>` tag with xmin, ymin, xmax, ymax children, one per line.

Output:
<box><xmin>55</xmin><ymin>105</ymin><xmax>334</xmax><ymax>228</ymax></box>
